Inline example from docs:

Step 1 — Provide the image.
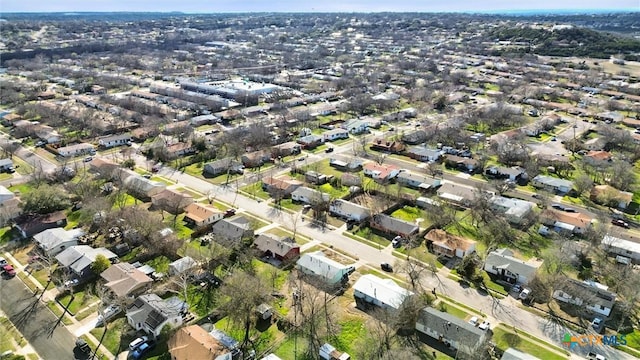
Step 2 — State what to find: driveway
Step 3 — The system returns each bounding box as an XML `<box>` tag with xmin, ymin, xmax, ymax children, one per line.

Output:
<box><xmin>0</xmin><ymin>275</ymin><xmax>76</xmax><ymax>360</ymax></box>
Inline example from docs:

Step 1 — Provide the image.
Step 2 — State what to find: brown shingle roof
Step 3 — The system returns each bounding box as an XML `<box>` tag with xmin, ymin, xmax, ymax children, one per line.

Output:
<box><xmin>169</xmin><ymin>325</ymin><xmax>230</xmax><ymax>360</ymax></box>
<box><xmin>424</xmin><ymin>229</ymin><xmax>476</xmax><ymax>251</ymax></box>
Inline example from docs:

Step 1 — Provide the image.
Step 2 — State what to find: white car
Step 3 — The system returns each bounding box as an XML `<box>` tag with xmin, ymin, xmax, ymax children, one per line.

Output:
<box><xmin>519</xmin><ymin>288</ymin><xmax>531</xmax><ymax>300</ymax></box>
<box><xmin>468</xmin><ymin>316</ymin><xmax>479</xmax><ymax>326</ymax></box>
<box><xmin>0</xmin><ymin>257</ymin><xmax>7</xmax><ymax>267</ymax></box>
<box><xmin>96</xmin><ymin>304</ymin><xmax>121</xmax><ymax>326</ymax></box>
<box><xmin>129</xmin><ymin>336</ymin><xmax>149</xmax><ymax>351</ymax></box>
<box><xmin>478</xmin><ymin>321</ymin><xmax>490</xmax><ymax>331</ymax></box>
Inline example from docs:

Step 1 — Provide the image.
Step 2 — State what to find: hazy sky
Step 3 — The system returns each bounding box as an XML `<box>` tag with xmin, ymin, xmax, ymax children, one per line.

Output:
<box><xmin>2</xmin><ymin>0</ymin><xmax>638</xmax><ymax>13</ymax></box>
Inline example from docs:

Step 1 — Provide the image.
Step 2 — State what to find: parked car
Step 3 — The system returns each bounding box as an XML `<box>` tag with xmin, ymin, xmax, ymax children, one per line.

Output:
<box><xmin>324</xmin><ymin>147</ymin><xmax>334</xmax><ymax>153</ymax></box>
<box><xmin>478</xmin><ymin>321</ymin><xmax>490</xmax><ymax>331</ymax></box>
<box><xmin>224</xmin><ymin>209</ymin><xmax>236</xmax><ymax>218</ymax></box>
<box><xmin>83</xmin><ymin>156</ymin><xmax>93</xmax><ymax>162</ymax></box>
<box><xmin>468</xmin><ymin>316</ymin><xmax>479</xmax><ymax>326</ymax></box>
<box><xmin>130</xmin><ymin>340</ymin><xmax>156</xmax><ymax>360</ymax></box>
<box><xmin>391</xmin><ymin>236</ymin><xmax>402</xmax><ymax>248</ymax></box>
<box><xmin>129</xmin><ymin>336</ymin><xmax>149</xmax><ymax>351</ymax></box>
<box><xmin>75</xmin><ymin>338</ymin><xmax>91</xmax><ymax>355</ymax></box>
<box><xmin>611</xmin><ymin>219</ymin><xmax>629</xmax><ymax>228</ymax></box>
<box><xmin>2</xmin><ymin>264</ymin><xmax>16</xmax><ymax>278</ymax></box>
<box><xmin>510</xmin><ymin>284</ymin><xmax>522</xmax><ymax>294</ymax></box>
<box><xmin>380</xmin><ymin>263</ymin><xmax>393</xmax><ymax>272</ymax></box>
<box><xmin>587</xmin><ymin>352</ymin><xmax>606</xmax><ymax>360</ymax></box>
<box><xmin>96</xmin><ymin>304</ymin><xmax>121</xmax><ymax>326</ymax></box>
<box><xmin>551</xmin><ymin>204</ymin><xmax>565</xmax><ymax>211</ymax></box>
<box><xmin>0</xmin><ymin>257</ymin><xmax>7</xmax><ymax>267</ymax></box>
<box><xmin>591</xmin><ymin>317</ymin><xmax>604</xmax><ymax>333</ymax></box>
<box><xmin>519</xmin><ymin>288</ymin><xmax>531</xmax><ymax>300</ymax></box>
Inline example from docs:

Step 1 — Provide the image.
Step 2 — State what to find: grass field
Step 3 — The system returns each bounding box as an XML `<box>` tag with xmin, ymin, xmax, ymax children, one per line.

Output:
<box><xmin>90</xmin><ymin>317</ymin><xmax>128</xmax><ymax>355</ymax></box>
<box><xmin>492</xmin><ymin>325</ymin><xmax>568</xmax><ymax>360</ymax></box>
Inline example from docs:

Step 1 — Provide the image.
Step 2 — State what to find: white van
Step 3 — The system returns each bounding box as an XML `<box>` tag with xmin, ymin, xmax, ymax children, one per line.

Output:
<box><xmin>616</xmin><ymin>255</ymin><xmax>631</xmax><ymax>265</ymax></box>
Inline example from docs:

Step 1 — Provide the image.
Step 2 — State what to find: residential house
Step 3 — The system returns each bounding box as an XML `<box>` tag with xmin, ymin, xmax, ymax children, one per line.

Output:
<box><xmin>329</xmin><ymin>157</ymin><xmax>363</xmax><ymax>172</ymax></box>
<box><xmin>165</xmin><ymin>142</ymin><xmax>195</xmax><ymax>158</ymax></box>
<box><xmin>485</xmin><ymin>166</ymin><xmax>528</xmax><ymax>183</ymax></box>
<box><xmin>297</xmin><ymin>134</ymin><xmax>323</xmax><ymax>149</ymax></box>
<box><xmin>531</xmin><ymin>175</ymin><xmax>574</xmax><ymax>194</ymax></box>
<box><xmin>253</xmin><ymin>233</ymin><xmax>301</xmax><ymax>262</ymax></box>
<box><xmin>396</xmin><ymin>172</ymin><xmax>441</xmax><ymax>191</ymax></box>
<box><xmin>126</xmin><ymin>294</ymin><xmax>186</xmax><ymax>338</ymax></box>
<box><xmin>406</xmin><ymin>147</ymin><xmax>441</xmax><ymax>162</ymax></box>
<box><xmin>100</xmin><ymin>263</ymin><xmax>153</xmax><ymax>299</ymax></box>
<box><xmin>484</xmin><ymin>248</ymin><xmax>542</xmax><ymax>285</ymax></box>
<box><xmin>370</xmin><ymin>138</ymin><xmax>406</xmax><ymax>154</ymax></box>
<box><xmin>329</xmin><ymin>199</ymin><xmax>370</xmax><ymax>222</ymax></box>
<box><xmin>291</xmin><ymin>187</ymin><xmax>330</xmax><ymax>205</ymax></box>
<box><xmin>56</xmin><ymin>143</ymin><xmax>95</xmax><ymax>157</ymax></box>
<box><xmin>241</xmin><ymin>150</ymin><xmax>271</xmax><ymax>168</ymax></box>
<box><xmin>1</xmin><ymin>112</ymin><xmax>22</xmax><ymax>126</ymax></box>
<box><xmin>168</xmin><ymin>256</ymin><xmax>198</xmax><ymax>276</ymax></box>
<box><xmin>34</xmin><ymin>125</ymin><xmax>62</xmax><ymax>144</ymax></box>
<box><xmin>436</xmin><ymin>182</ymin><xmax>481</xmax><ymax>207</ymax></box>
<box><xmin>401</xmin><ymin>130</ymin><xmax>427</xmax><ymax>145</ymax></box>
<box><xmin>55</xmin><ymin>245</ymin><xmax>118</xmax><ymax>280</ymax></box>
<box><xmin>189</xmin><ymin>114</ymin><xmax>218</xmax><ymax>126</ymax></box>
<box><xmin>271</xmin><ymin>142</ymin><xmax>301</xmax><ymax>158</ymax></box>
<box><xmin>416</xmin><ymin>307</ymin><xmax>489</xmax><ymax>358</ymax></box>
<box><xmin>15</xmin><ymin>211</ymin><xmax>67</xmax><ymax>238</ymax></box>
<box><xmin>583</xmin><ymin>150</ymin><xmax>613</xmax><ymax>166</ymax></box>
<box><xmin>203</xmin><ymin>159</ymin><xmax>244</xmax><ymax>177</ymax></box>
<box><xmin>424</xmin><ymin>229</ymin><xmax>476</xmax><ymax>259</ymax></box>
<box><xmin>0</xmin><ymin>186</ymin><xmax>21</xmax><ymax>225</ymax></box>
<box><xmin>33</xmin><ymin>227</ymin><xmax>84</xmax><ymax>257</ymax></box>
<box><xmin>501</xmin><ymin>348</ymin><xmax>541</xmax><ymax>360</ymax></box>
<box><xmin>183</xmin><ymin>203</ymin><xmax>224</xmax><ymax>228</ymax></box>
<box><xmin>169</xmin><ymin>325</ymin><xmax>241</xmax><ymax>360</ymax></box>
<box><xmin>340</xmin><ymin>173</ymin><xmax>361</xmax><ymax>187</ymax></box>
<box><xmin>552</xmin><ymin>279</ymin><xmax>616</xmax><ymax>317</ymax></box>
<box><xmin>211</xmin><ymin>215</ymin><xmax>254</xmax><ymax>245</ymax></box>
<box><xmin>0</xmin><ymin>159</ymin><xmax>14</xmax><ymax>172</ymax></box>
<box><xmin>353</xmin><ymin>274</ymin><xmax>414</xmax><ymax>311</ymax></box>
<box><xmin>151</xmin><ymin>189</ymin><xmax>194</xmax><ymax>215</ymax></box>
<box><xmin>590</xmin><ymin>185</ymin><xmax>633</xmax><ymax>209</ymax></box>
<box><xmin>489</xmin><ymin>196</ymin><xmax>535</xmax><ymax>224</ymax></box>
<box><xmin>370</xmin><ymin>214</ymin><xmax>419</xmax><ymax>239</ymax></box>
<box><xmin>540</xmin><ymin>209</ymin><xmax>593</xmax><ymax>234</ymax></box>
<box><xmin>363</xmin><ymin>163</ymin><xmax>400</xmax><ymax>183</ymax></box>
<box><xmin>98</xmin><ymin>133</ymin><xmax>132</xmax><ymax>148</ymax></box>
<box><xmin>89</xmin><ymin>158</ymin><xmax>120</xmax><ymax>179</ymax></box>
<box><xmin>443</xmin><ymin>155</ymin><xmax>480</xmax><ymax>173</ymax></box>
<box><xmin>120</xmin><ymin>170</ymin><xmax>166</xmax><ymax>201</ymax></box>
<box><xmin>262</xmin><ymin>176</ymin><xmax>303</xmax><ymax>198</ymax></box>
<box><xmin>296</xmin><ymin>251</ymin><xmax>353</xmax><ymax>286</ymax></box>
<box><xmin>601</xmin><ymin>235</ymin><xmax>640</xmax><ymax>264</ymax></box>
<box><xmin>322</xmin><ymin>128</ymin><xmax>349</xmax><ymax>142</ymax></box>
<box><xmin>341</xmin><ymin>119</ymin><xmax>368</xmax><ymax>134</ymax></box>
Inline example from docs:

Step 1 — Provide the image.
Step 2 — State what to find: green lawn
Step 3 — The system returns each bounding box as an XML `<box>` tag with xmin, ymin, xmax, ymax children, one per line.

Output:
<box><xmin>65</xmin><ymin>209</ymin><xmax>81</xmax><ymax>230</ymax></box>
<box><xmin>253</xmin><ymin>258</ymin><xmax>290</xmax><ymax>291</ymax></box>
<box><xmin>145</xmin><ymin>255</ymin><xmax>171</xmax><ymax>273</ymax></box>
<box><xmin>302</xmin><ymin>159</ymin><xmax>348</xmax><ymax>179</ymax></box>
<box><xmin>240</xmin><ymin>183</ymin><xmax>271</xmax><ymax>200</ymax></box>
<box><xmin>184</xmin><ymin>283</ymin><xmax>219</xmax><ymax>317</ymax></box>
<box><xmin>391</xmin><ymin>205</ymin><xmax>426</xmax><ymax>223</ymax></box>
<box><xmin>623</xmin><ymin>328</ymin><xmax>640</xmax><ymax>351</ymax></box>
<box><xmin>492</xmin><ymin>325</ymin><xmax>568</xmax><ymax>360</ymax></box>
<box><xmin>0</xmin><ymin>226</ymin><xmax>18</xmax><ymax>245</ymax></box>
<box><xmin>0</xmin><ymin>317</ymin><xmax>22</xmax><ymax>353</ymax></box>
<box><xmin>264</xmin><ymin>227</ymin><xmax>311</xmax><ymax>244</ymax></box>
<box><xmin>333</xmin><ymin>317</ymin><xmax>368</xmax><ymax>355</ymax></box>
<box><xmin>167</xmin><ymin>214</ymin><xmax>194</xmax><ymax>239</ymax></box>
<box><xmin>436</xmin><ymin>301</ymin><xmax>470</xmax><ymax>320</ymax></box>
<box><xmin>347</xmin><ymin>227</ymin><xmax>390</xmax><ymax>247</ymax></box>
<box><xmin>90</xmin><ymin>317</ymin><xmax>128</xmax><ymax>355</ymax></box>
<box><xmin>8</xmin><ymin>183</ymin><xmax>33</xmax><ymax>196</ymax></box>
<box><xmin>58</xmin><ymin>290</ymin><xmax>99</xmax><ymax>315</ymax></box>
<box><xmin>274</xmin><ymin>335</ymin><xmax>310</xmax><ymax>360</ymax></box>
<box><xmin>318</xmin><ymin>183</ymin><xmax>350</xmax><ymax>199</ymax></box>
<box><xmin>46</xmin><ymin>301</ymin><xmax>74</xmax><ymax>325</ymax></box>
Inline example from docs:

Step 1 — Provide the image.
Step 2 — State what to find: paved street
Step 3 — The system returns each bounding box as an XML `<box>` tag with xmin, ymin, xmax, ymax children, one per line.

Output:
<box><xmin>0</xmin><ymin>275</ymin><xmax>76</xmax><ymax>360</ymax></box>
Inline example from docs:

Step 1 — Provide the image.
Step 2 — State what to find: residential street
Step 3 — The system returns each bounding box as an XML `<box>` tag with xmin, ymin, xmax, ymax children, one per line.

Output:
<box><xmin>0</xmin><ymin>275</ymin><xmax>76</xmax><ymax>360</ymax></box>
<box><xmin>153</xmin><ymin>164</ymin><xmax>634</xmax><ymax>360</ymax></box>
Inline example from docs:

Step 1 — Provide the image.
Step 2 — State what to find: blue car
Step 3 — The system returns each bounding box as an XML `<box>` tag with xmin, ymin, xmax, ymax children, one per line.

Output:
<box><xmin>130</xmin><ymin>340</ymin><xmax>155</xmax><ymax>359</ymax></box>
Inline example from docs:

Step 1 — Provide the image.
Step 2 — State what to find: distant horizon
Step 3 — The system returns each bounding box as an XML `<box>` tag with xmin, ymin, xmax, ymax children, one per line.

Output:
<box><xmin>1</xmin><ymin>0</ymin><xmax>638</xmax><ymax>14</ymax></box>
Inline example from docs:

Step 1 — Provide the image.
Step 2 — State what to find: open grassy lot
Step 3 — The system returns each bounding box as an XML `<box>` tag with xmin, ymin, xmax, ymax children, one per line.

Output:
<box><xmin>492</xmin><ymin>325</ymin><xmax>568</xmax><ymax>360</ymax></box>
<box><xmin>318</xmin><ymin>183</ymin><xmax>350</xmax><ymax>199</ymax></box>
<box><xmin>240</xmin><ymin>182</ymin><xmax>271</xmax><ymax>200</ymax></box>
<box><xmin>58</xmin><ymin>289</ymin><xmax>99</xmax><ymax>315</ymax></box>
<box><xmin>145</xmin><ymin>255</ymin><xmax>171</xmax><ymax>273</ymax></box>
<box><xmin>303</xmin><ymin>159</ymin><xmax>348</xmax><ymax>179</ymax></box>
<box><xmin>390</xmin><ymin>205</ymin><xmax>431</xmax><ymax>226</ymax></box>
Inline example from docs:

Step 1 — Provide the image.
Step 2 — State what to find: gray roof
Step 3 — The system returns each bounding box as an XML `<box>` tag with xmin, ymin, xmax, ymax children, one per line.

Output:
<box><xmin>396</xmin><ymin>172</ymin><xmax>441</xmax><ymax>188</ymax></box>
<box><xmin>532</xmin><ymin>175</ymin><xmax>573</xmax><ymax>189</ymax></box>
<box><xmin>254</xmin><ymin>233</ymin><xmax>300</xmax><ymax>257</ymax></box>
<box><xmin>211</xmin><ymin>215</ymin><xmax>253</xmax><ymax>242</ymax></box>
<box><xmin>556</xmin><ymin>279</ymin><xmax>616</xmax><ymax>309</ymax></box>
<box><xmin>330</xmin><ymin>199</ymin><xmax>370</xmax><ymax>216</ymax></box>
<box><xmin>485</xmin><ymin>248</ymin><xmax>541</xmax><ymax>281</ymax></box>
<box><xmin>127</xmin><ymin>294</ymin><xmax>185</xmax><ymax>331</ymax></box>
<box><xmin>169</xmin><ymin>256</ymin><xmax>197</xmax><ymax>275</ymax></box>
<box><xmin>33</xmin><ymin>227</ymin><xmax>84</xmax><ymax>253</ymax></box>
<box><xmin>353</xmin><ymin>274</ymin><xmax>414</xmax><ymax>310</ymax></box>
<box><xmin>55</xmin><ymin>245</ymin><xmax>117</xmax><ymax>275</ymax></box>
<box><xmin>407</xmin><ymin>147</ymin><xmax>441</xmax><ymax>158</ymax></box>
<box><xmin>0</xmin><ymin>158</ymin><xmax>13</xmax><ymax>167</ymax></box>
<box><xmin>501</xmin><ymin>348</ymin><xmax>541</xmax><ymax>360</ymax></box>
<box><xmin>371</xmin><ymin>214</ymin><xmax>418</xmax><ymax>235</ymax></box>
<box><xmin>416</xmin><ymin>307</ymin><xmax>486</xmax><ymax>348</ymax></box>
<box><xmin>296</xmin><ymin>251</ymin><xmax>351</xmax><ymax>281</ymax></box>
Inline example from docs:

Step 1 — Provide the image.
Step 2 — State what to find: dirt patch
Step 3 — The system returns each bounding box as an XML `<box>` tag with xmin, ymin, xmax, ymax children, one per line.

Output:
<box><xmin>321</xmin><ymin>248</ymin><xmax>354</xmax><ymax>265</ymax></box>
<box><xmin>349</xmin><ymin>192</ymin><xmax>394</xmax><ymax>212</ymax></box>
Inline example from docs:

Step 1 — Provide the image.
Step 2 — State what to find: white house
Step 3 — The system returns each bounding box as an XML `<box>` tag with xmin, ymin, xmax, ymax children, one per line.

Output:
<box><xmin>57</xmin><ymin>143</ymin><xmax>95</xmax><ymax>157</ymax></box>
<box><xmin>33</xmin><ymin>227</ymin><xmax>85</xmax><ymax>257</ymax></box>
<box><xmin>484</xmin><ymin>248</ymin><xmax>542</xmax><ymax>285</ymax></box>
<box><xmin>291</xmin><ymin>187</ymin><xmax>330</xmax><ymax>204</ymax></box>
<box><xmin>552</xmin><ymin>279</ymin><xmax>616</xmax><ymax>317</ymax></box>
<box><xmin>329</xmin><ymin>199</ymin><xmax>370</xmax><ymax>222</ymax></box>
<box><xmin>531</xmin><ymin>175</ymin><xmax>573</xmax><ymax>194</ymax></box>
<box><xmin>489</xmin><ymin>196</ymin><xmax>535</xmax><ymax>224</ymax></box>
<box><xmin>98</xmin><ymin>133</ymin><xmax>132</xmax><ymax>148</ymax></box>
<box><xmin>183</xmin><ymin>203</ymin><xmax>224</xmax><ymax>228</ymax></box>
<box><xmin>126</xmin><ymin>294</ymin><xmax>186</xmax><ymax>338</ymax></box>
<box><xmin>296</xmin><ymin>251</ymin><xmax>354</xmax><ymax>286</ymax></box>
<box><xmin>168</xmin><ymin>256</ymin><xmax>197</xmax><ymax>276</ymax></box>
<box><xmin>363</xmin><ymin>163</ymin><xmax>400</xmax><ymax>182</ymax></box>
<box><xmin>342</xmin><ymin>119</ymin><xmax>368</xmax><ymax>134</ymax></box>
<box><xmin>601</xmin><ymin>235</ymin><xmax>640</xmax><ymax>264</ymax></box>
<box><xmin>322</xmin><ymin>128</ymin><xmax>349</xmax><ymax>142</ymax></box>
<box><xmin>353</xmin><ymin>274</ymin><xmax>414</xmax><ymax>311</ymax></box>
<box><xmin>0</xmin><ymin>185</ymin><xmax>21</xmax><ymax>225</ymax></box>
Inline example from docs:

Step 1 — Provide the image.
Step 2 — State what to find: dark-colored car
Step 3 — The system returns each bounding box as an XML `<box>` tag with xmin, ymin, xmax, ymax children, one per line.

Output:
<box><xmin>380</xmin><ymin>263</ymin><xmax>393</xmax><ymax>272</ymax></box>
<box><xmin>75</xmin><ymin>338</ymin><xmax>91</xmax><ymax>355</ymax></box>
<box><xmin>324</xmin><ymin>147</ymin><xmax>334</xmax><ymax>153</ymax></box>
<box><xmin>130</xmin><ymin>340</ymin><xmax>156</xmax><ymax>360</ymax></box>
<box><xmin>224</xmin><ymin>209</ymin><xmax>236</xmax><ymax>218</ymax></box>
<box><xmin>611</xmin><ymin>219</ymin><xmax>629</xmax><ymax>228</ymax></box>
